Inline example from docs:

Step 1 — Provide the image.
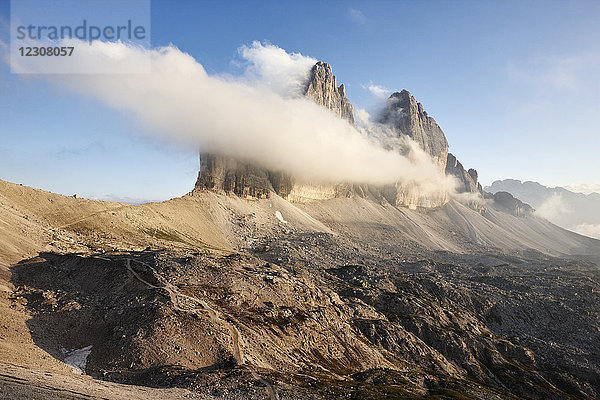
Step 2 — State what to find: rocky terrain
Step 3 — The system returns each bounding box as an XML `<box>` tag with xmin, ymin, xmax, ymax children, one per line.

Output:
<box><xmin>1</xmin><ymin>176</ymin><xmax>599</xmax><ymax>399</ymax></box>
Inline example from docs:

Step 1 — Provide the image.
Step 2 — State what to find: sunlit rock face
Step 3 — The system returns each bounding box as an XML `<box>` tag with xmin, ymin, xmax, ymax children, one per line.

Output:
<box><xmin>304</xmin><ymin>61</ymin><xmax>355</xmax><ymax>124</ymax></box>
<box><xmin>282</xmin><ymin>61</ymin><xmax>358</xmax><ymax>202</ymax></box>
<box><xmin>285</xmin><ymin>183</ymin><xmax>338</xmax><ymax>203</ymax></box>
<box><xmin>391</xmin><ymin>183</ymin><xmax>448</xmax><ymax>210</ymax></box>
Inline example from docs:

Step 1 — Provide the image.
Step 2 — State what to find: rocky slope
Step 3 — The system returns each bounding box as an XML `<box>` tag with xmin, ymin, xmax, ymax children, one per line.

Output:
<box><xmin>4</xmin><ymin>59</ymin><xmax>600</xmax><ymax>399</ymax></box>
<box><xmin>1</xmin><ymin>178</ymin><xmax>599</xmax><ymax>399</ymax></box>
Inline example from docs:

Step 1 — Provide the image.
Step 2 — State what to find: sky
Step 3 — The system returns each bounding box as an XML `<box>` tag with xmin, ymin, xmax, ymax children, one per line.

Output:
<box><xmin>0</xmin><ymin>0</ymin><xmax>599</xmax><ymax>202</ymax></box>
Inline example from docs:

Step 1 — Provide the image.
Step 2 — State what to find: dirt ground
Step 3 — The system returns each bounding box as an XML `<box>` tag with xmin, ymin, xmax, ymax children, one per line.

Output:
<box><xmin>1</xmin><ymin>178</ymin><xmax>599</xmax><ymax>399</ymax></box>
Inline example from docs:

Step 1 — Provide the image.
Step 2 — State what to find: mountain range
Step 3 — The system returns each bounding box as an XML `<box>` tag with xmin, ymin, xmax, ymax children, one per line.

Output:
<box><xmin>196</xmin><ymin>61</ymin><xmax>488</xmax><ymax>215</ymax></box>
<box><xmin>486</xmin><ymin>179</ymin><xmax>600</xmax><ymax>239</ymax></box>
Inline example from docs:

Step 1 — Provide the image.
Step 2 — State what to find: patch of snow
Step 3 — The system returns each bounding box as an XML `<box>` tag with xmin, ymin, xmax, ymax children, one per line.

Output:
<box><xmin>61</xmin><ymin>345</ymin><xmax>92</xmax><ymax>375</ymax></box>
<box><xmin>275</xmin><ymin>211</ymin><xmax>287</xmax><ymax>224</ymax></box>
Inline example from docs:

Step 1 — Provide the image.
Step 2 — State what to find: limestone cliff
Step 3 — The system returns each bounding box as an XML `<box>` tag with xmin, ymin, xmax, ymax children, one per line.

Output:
<box><xmin>379</xmin><ymin>90</ymin><xmax>449</xmax><ymax>169</ymax></box>
<box><xmin>378</xmin><ymin>90</ymin><xmax>450</xmax><ymax>208</ymax></box>
<box><xmin>195</xmin><ymin>61</ymin><xmax>356</xmax><ymax>201</ymax></box>
<box><xmin>304</xmin><ymin>62</ymin><xmax>354</xmax><ymax>124</ymax></box>
<box><xmin>445</xmin><ymin>153</ymin><xmax>482</xmax><ymax>194</ymax></box>
<box><xmin>195</xmin><ymin>153</ymin><xmax>272</xmax><ymax>199</ymax></box>
<box><xmin>393</xmin><ymin>183</ymin><xmax>449</xmax><ymax>210</ymax></box>
<box><xmin>284</xmin><ymin>62</ymin><xmax>357</xmax><ymax>201</ymax></box>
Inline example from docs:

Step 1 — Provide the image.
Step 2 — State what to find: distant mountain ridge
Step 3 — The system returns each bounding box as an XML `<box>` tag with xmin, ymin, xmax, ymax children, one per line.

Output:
<box><xmin>485</xmin><ymin>179</ymin><xmax>600</xmax><ymax>239</ymax></box>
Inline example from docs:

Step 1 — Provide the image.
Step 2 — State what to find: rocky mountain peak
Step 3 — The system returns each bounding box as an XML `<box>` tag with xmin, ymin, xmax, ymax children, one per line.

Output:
<box><xmin>379</xmin><ymin>90</ymin><xmax>449</xmax><ymax>169</ymax></box>
<box><xmin>489</xmin><ymin>191</ymin><xmax>534</xmax><ymax>217</ymax></box>
<box><xmin>304</xmin><ymin>61</ymin><xmax>354</xmax><ymax>124</ymax></box>
<box><xmin>445</xmin><ymin>153</ymin><xmax>482</xmax><ymax>194</ymax></box>
<box><xmin>195</xmin><ymin>63</ymin><xmax>484</xmax><ymax>210</ymax></box>
<box><xmin>468</xmin><ymin>168</ymin><xmax>478</xmax><ymax>183</ymax></box>
<box><xmin>195</xmin><ymin>60</ymin><xmax>356</xmax><ymax>200</ymax></box>
<box><xmin>388</xmin><ymin>89</ymin><xmax>414</xmax><ymax>103</ymax></box>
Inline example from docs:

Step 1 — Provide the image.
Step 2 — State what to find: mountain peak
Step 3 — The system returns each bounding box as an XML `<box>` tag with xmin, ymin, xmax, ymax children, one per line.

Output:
<box><xmin>304</xmin><ymin>61</ymin><xmax>354</xmax><ymax>124</ymax></box>
<box><xmin>379</xmin><ymin>90</ymin><xmax>448</xmax><ymax>169</ymax></box>
<box><xmin>389</xmin><ymin>89</ymin><xmax>412</xmax><ymax>99</ymax></box>
<box><xmin>446</xmin><ymin>153</ymin><xmax>482</xmax><ymax>194</ymax></box>
<box><xmin>195</xmin><ymin>61</ymin><xmax>356</xmax><ymax>200</ymax></box>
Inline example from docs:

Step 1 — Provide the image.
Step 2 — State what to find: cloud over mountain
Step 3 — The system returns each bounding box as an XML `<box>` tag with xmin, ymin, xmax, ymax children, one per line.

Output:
<box><xmin>8</xmin><ymin>40</ymin><xmax>455</xmax><ymax>195</ymax></box>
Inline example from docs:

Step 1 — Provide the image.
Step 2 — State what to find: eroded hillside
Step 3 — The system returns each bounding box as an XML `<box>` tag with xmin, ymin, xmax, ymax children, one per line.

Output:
<box><xmin>1</xmin><ymin>178</ymin><xmax>599</xmax><ymax>399</ymax></box>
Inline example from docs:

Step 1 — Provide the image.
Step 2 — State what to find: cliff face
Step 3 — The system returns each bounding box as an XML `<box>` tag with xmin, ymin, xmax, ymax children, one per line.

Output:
<box><xmin>284</xmin><ymin>62</ymin><xmax>357</xmax><ymax>201</ymax></box>
<box><xmin>195</xmin><ymin>61</ymin><xmax>356</xmax><ymax>201</ymax></box>
<box><xmin>392</xmin><ymin>183</ymin><xmax>449</xmax><ymax>210</ymax></box>
<box><xmin>304</xmin><ymin>62</ymin><xmax>354</xmax><ymax>124</ymax></box>
<box><xmin>379</xmin><ymin>90</ymin><xmax>449</xmax><ymax>169</ymax></box>
<box><xmin>196</xmin><ymin>64</ymin><xmax>478</xmax><ymax>210</ymax></box>
<box><xmin>445</xmin><ymin>153</ymin><xmax>482</xmax><ymax>194</ymax></box>
<box><xmin>377</xmin><ymin>90</ymin><xmax>450</xmax><ymax>209</ymax></box>
<box><xmin>196</xmin><ymin>154</ymin><xmax>272</xmax><ymax>199</ymax></box>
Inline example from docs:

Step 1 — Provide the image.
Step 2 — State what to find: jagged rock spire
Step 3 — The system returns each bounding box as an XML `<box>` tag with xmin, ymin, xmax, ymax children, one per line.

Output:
<box><xmin>195</xmin><ymin>61</ymin><xmax>356</xmax><ymax>200</ymax></box>
<box><xmin>446</xmin><ymin>153</ymin><xmax>482</xmax><ymax>194</ymax></box>
<box><xmin>304</xmin><ymin>62</ymin><xmax>354</xmax><ymax>124</ymax></box>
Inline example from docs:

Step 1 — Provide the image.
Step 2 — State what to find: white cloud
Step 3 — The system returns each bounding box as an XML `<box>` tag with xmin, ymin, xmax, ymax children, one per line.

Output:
<box><xmin>354</xmin><ymin>108</ymin><xmax>372</xmax><ymax>127</ymax></box>
<box><xmin>347</xmin><ymin>8</ymin><xmax>367</xmax><ymax>26</ymax></box>
<box><xmin>237</xmin><ymin>41</ymin><xmax>316</xmax><ymax>97</ymax></box>
<box><xmin>559</xmin><ymin>182</ymin><xmax>600</xmax><ymax>195</ymax></box>
<box><xmin>362</xmin><ymin>82</ymin><xmax>391</xmax><ymax>99</ymax></box>
<box><xmin>535</xmin><ymin>193</ymin><xmax>572</xmax><ymax>220</ymax></box>
<box><xmin>8</xmin><ymin>40</ymin><xmax>456</xmax><ymax>196</ymax></box>
<box><xmin>572</xmin><ymin>223</ymin><xmax>600</xmax><ymax>239</ymax></box>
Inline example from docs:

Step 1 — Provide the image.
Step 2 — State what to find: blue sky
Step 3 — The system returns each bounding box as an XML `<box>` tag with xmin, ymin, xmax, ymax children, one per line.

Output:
<box><xmin>1</xmin><ymin>0</ymin><xmax>599</xmax><ymax>202</ymax></box>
